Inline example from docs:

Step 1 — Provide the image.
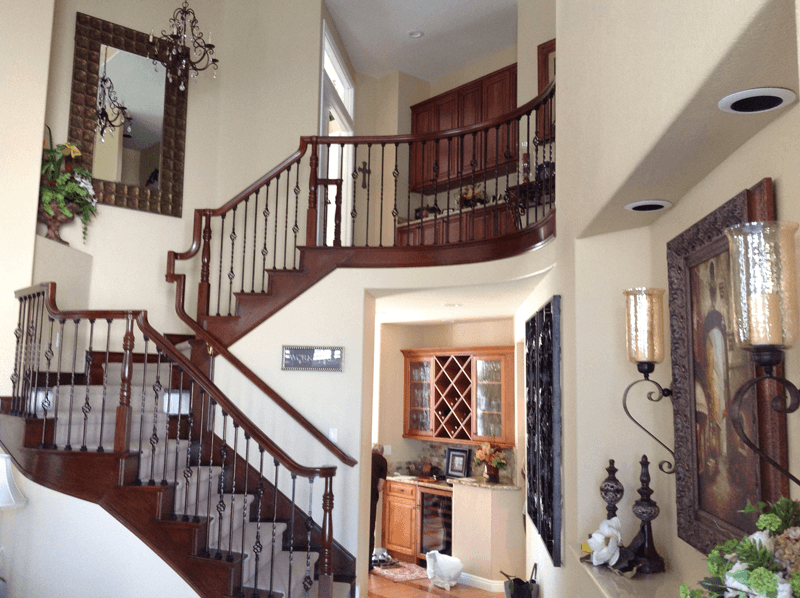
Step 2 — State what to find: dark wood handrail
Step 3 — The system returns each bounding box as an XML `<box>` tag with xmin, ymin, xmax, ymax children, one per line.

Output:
<box><xmin>15</xmin><ymin>282</ymin><xmax>338</xmax><ymax>479</ymax></box>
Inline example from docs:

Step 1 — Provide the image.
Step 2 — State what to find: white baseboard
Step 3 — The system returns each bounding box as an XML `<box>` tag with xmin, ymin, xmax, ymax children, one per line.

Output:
<box><xmin>459</xmin><ymin>572</ymin><xmax>506</xmax><ymax>593</ymax></box>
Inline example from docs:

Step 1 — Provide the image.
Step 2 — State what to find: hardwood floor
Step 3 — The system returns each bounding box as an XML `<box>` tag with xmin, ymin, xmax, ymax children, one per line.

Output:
<box><xmin>368</xmin><ymin>573</ymin><xmax>504</xmax><ymax>598</ymax></box>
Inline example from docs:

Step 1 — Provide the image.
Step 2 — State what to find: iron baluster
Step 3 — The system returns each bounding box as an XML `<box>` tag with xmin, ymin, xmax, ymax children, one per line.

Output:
<box><xmin>239</xmin><ymin>433</ymin><xmax>250</xmax><ymax>594</ymax></box>
<box><xmin>251</xmin><ymin>447</ymin><xmax>265</xmax><ymax>598</ymax></box>
<box><xmin>241</xmin><ymin>195</ymin><xmax>249</xmax><ymax>293</ymax></box>
<box><xmin>251</xmin><ymin>189</ymin><xmax>259</xmax><ymax>292</ymax></box>
<box><xmin>216</xmin><ymin>213</ymin><xmax>226</xmax><ymax>316</ymax></box>
<box><xmin>80</xmin><ymin>319</ymin><xmax>96</xmax><ymax>451</ymax></box>
<box><xmin>303</xmin><ymin>478</ymin><xmax>315</xmax><ymax>598</ymax></box>
<box><xmin>64</xmin><ymin>318</ymin><xmax>80</xmax><ymax>450</ymax></box>
<box><xmin>172</xmin><ymin>368</ymin><xmax>186</xmax><ymax>520</ymax></box>
<box><xmin>288</xmin><ymin>473</ymin><xmax>297</xmax><ymax>598</ymax></box>
<box><xmin>336</xmin><ymin>142</ymin><xmax>344</xmax><ymax>247</ymax></box>
<box><xmin>273</xmin><ymin>173</ymin><xmax>280</xmax><ymax>270</ymax></box>
<box><xmin>52</xmin><ymin>319</ymin><xmax>66</xmax><ymax>447</ymax></box>
<box><xmin>445</xmin><ymin>138</ymin><xmax>452</xmax><ymax>244</ymax></box>
<box><xmin>32</xmin><ymin>292</ymin><xmax>46</xmax><ymax>417</ymax></box>
<box><xmin>406</xmin><ymin>142</ymin><xmax>412</xmax><ymax>246</ymax></box>
<box><xmin>270</xmin><ymin>458</ymin><xmax>279</xmax><ymax>597</ymax></box>
<box><xmin>133</xmin><ymin>337</ymin><xmax>150</xmax><ymax>485</ymax></box>
<box><xmin>187</xmin><ymin>385</ymin><xmax>201</xmax><ymax>522</ymax></box>
<box><xmin>504</xmin><ymin>120</ymin><xmax>513</xmax><ymax>233</ymax></box>
<box><xmin>97</xmin><ymin>320</ymin><xmax>112</xmax><ymax>452</ymax></box>
<box><xmin>148</xmin><ymin>349</ymin><xmax>163</xmax><ymax>485</ymax></box>
<box><xmin>379</xmin><ymin>143</ymin><xmax>385</xmax><ymax>247</ymax></box>
<box><xmin>19</xmin><ymin>295</ymin><xmax>34</xmax><ymax>416</ymax></box>
<box><xmin>350</xmin><ymin>144</ymin><xmax>358</xmax><ymax>246</ymax></box>
<box><xmin>10</xmin><ymin>297</ymin><xmax>24</xmax><ymax>412</ymax></box>
<box><xmin>261</xmin><ymin>183</ymin><xmax>270</xmax><ymax>292</ymax></box>
<box><xmin>283</xmin><ymin>165</ymin><xmax>291</xmax><ymax>270</ymax></box>
<box><xmin>227</xmin><ymin>422</ymin><xmax>239</xmax><ymax>562</ymax></box>
<box><xmin>533</xmin><ymin>108</ymin><xmax>541</xmax><ymax>222</ymax></box>
<box><xmin>419</xmin><ymin>141</ymin><xmax>425</xmax><ymax>244</ymax></box>
<box><xmin>40</xmin><ymin>316</ymin><xmax>55</xmax><ymax>448</ymax></box>
<box><xmin>215</xmin><ymin>410</ymin><xmax>229</xmax><ymax>559</ymax></box>
<box><xmin>469</xmin><ymin>132</ymin><xmax>477</xmax><ymax>241</ymax></box>
<box><xmin>202</xmin><ymin>396</ymin><xmax>215</xmax><ymax>554</ymax></box>
<box><xmin>432</xmin><ymin>139</ymin><xmax>439</xmax><ymax>245</ymax></box>
<box><xmin>492</xmin><ymin>125</ymin><xmax>499</xmax><ymax>239</ymax></box>
<box><xmin>227</xmin><ymin>205</ymin><xmax>238</xmax><ymax>316</ymax></box>
<box><xmin>292</xmin><ymin>166</ymin><xmax>301</xmax><ymax>269</ymax></box>
<box><xmin>161</xmin><ymin>358</ymin><xmax>173</xmax><ymax>485</ymax></box>
<box><xmin>525</xmin><ymin>111</ymin><xmax>531</xmax><ymax>227</ymax></box>
<box><xmin>458</xmin><ymin>135</ymin><xmax>465</xmax><ymax>243</ymax></box>
<box><xmin>365</xmin><ymin>144</ymin><xmax>372</xmax><ymax>247</ymax></box>
<box><xmin>391</xmin><ymin>143</ymin><xmax>399</xmax><ymax>247</ymax></box>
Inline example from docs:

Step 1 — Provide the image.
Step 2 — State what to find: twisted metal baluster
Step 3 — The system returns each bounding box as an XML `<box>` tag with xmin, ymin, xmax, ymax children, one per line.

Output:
<box><xmin>10</xmin><ymin>298</ymin><xmax>24</xmax><ymax>413</ymax></box>
<box><xmin>292</xmin><ymin>167</ymin><xmax>300</xmax><ymax>269</ymax></box>
<box><xmin>18</xmin><ymin>295</ymin><xmax>34</xmax><ymax>416</ymax></box>
<box><xmin>216</xmin><ymin>213</ymin><xmax>226</xmax><ymax>316</ymax></box>
<box><xmin>32</xmin><ymin>292</ymin><xmax>46</xmax><ymax>417</ymax></box>
<box><xmin>80</xmin><ymin>319</ymin><xmax>96</xmax><ymax>451</ymax></box>
<box><xmin>418</xmin><ymin>141</ymin><xmax>426</xmax><ymax>244</ymax></box>
<box><xmin>239</xmin><ymin>434</ymin><xmax>251</xmax><ymax>594</ymax></box>
<box><xmin>227</xmin><ymin>422</ymin><xmax>239</xmax><ymax>562</ymax></box>
<box><xmin>161</xmin><ymin>358</ymin><xmax>173</xmax><ymax>485</ymax></box>
<box><xmin>469</xmin><ymin>132</ymin><xmax>477</xmax><ymax>241</ymax></box>
<box><xmin>445</xmin><ymin>139</ymin><xmax>452</xmax><ymax>244</ymax></box>
<box><xmin>432</xmin><ymin>139</ymin><xmax>439</xmax><ymax>245</ymax></box>
<box><xmin>261</xmin><ymin>183</ymin><xmax>270</xmax><ymax>291</ymax></box>
<box><xmin>149</xmin><ymin>350</ymin><xmax>163</xmax><ymax>485</ymax></box>
<box><xmin>365</xmin><ymin>144</ymin><xmax>372</xmax><ymax>247</ymax></box>
<box><xmin>97</xmin><ymin>320</ymin><xmax>112</xmax><ymax>452</ymax></box>
<box><xmin>51</xmin><ymin>320</ymin><xmax>66</xmax><ymax>447</ymax></box>
<box><xmin>731</xmin><ymin>365</ymin><xmax>800</xmax><ymax>487</ymax></box>
<box><xmin>241</xmin><ymin>195</ymin><xmax>249</xmax><ymax>293</ymax></box>
<box><xmin>215</xmin><ymin>411</ymin><xmax>229</xmax><ymax>559</ymax></box>
<box><xmin>203</xmin><ymin>397</ymin><xmax>215</xmax><ymax>551</ymax></box>
<box><xmin>64</xmin><ymin>318</ymin><xmax>81</xmax><ymax>450</ymax></box>
<box><xmin>40</xmin><ymin>317</ymin><xmax>55</xmax><ymax>448</ymax></box>
<box><xmin>504</xmin><ymin>121</ymin><xmax>513</xmax><ymax>233</ymax></box>
<box><xmin>303</xmin><ymin>478</ymin><xmax>315</xmax><ymax>598</ymax></box>
<box><xmin>458</xmin><ymin>135</ymin><xmax>465</xmax><ymax>243</ymax></box>
<box><xmin>251</xmin><ymin>189</ymin><xmax>260</xmax><ymax>292</ymax></box>
<box><xmin>622</xmin><ymin>377</ymin><xmax>675</xmax><ymax>474</ymax></box>
<box><xmin>351</xmin><ymin>145</ymin><xmax>358</xmax><ymax>246</ymax></box>
<box><xmin>270</xmin><ymin>458</ymin><xmax>280</xmax><ymax>596</ymax></box>
<box><xmin>251</xmin><ymin>447</ymin><xmax>265</xmax><ymax>598</ymax></box>
<box><xmin>283</xmin><ymin>166</ymin><xmax>291</xmax><ymax>270</ymax></box>
<box><xmin>391</xmin><ymin>143</ymin><xmax>399</xmax><ymax>247</ymax></box>
<box><xmin>133</xmin><ymin>337</ymin><xmax>150</xmax><ymax>484</ymax></box>
<box><xmin>273</xmin><ymin>173</ymin><xmax>280</xmax><ymax>270</ymax></box>
<box><xmin>405</xmin><ymin>142</ymin><xmax>412</xmax><ymax>245</ymax></box>
<box><xmin>228</xmin><ymin>206</ymin><xmax>238</xmax><ymax>316</ymax></box>
<box><xmin>172</xmin><ymin>369</ymin><xmax>186</xmax><ymax>520</ymax></box>
<box><xmin>288</xmin><ymin>473</ymin><xmax>297</xmax><ymax>598</ymax></box>
<box><xmin>182</xmin><ymin>380</ymin><xmax>198</xmax><ymax>521</ymax></box>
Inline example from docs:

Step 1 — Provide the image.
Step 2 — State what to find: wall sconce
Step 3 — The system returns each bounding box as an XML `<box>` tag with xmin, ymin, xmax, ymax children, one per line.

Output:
<box><xmin>622</xmin><ymin>288</ymin><xmax>675</xmax><ymax>474</ymax></box>
<box><xmin>725</xmin><ymin>221</ymin><xmax>800</xmax><ymax>485</ymax></box>
<box><xmin>0</xmin><ymin>455</ymin><xmax>26</xmax><ymax>510</ymax></box>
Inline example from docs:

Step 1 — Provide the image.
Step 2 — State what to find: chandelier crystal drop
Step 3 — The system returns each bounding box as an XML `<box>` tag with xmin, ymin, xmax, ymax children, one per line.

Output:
<box><xmin>96</xmin><ymin>45</ymin><xmax>129</xmax><ymax>140</ymax></box>
<box><xmin>148</xmin><ymin>0</ymin><xmax>219</xmax><ymax>91</ymax></box>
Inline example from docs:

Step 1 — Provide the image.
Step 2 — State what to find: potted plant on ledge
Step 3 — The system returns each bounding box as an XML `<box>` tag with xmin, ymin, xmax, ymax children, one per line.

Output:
<box><xmin>38</xmin><ymin>127</ymin><xmax>97</xmax><ymax>245</ymax></box>
<box><xmin>474</xmin><ymin>443</ymin><xmax>507</xmax><ymax>483</ymax></box>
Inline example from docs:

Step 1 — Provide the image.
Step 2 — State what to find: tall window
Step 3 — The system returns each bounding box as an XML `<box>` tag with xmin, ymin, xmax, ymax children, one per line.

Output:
<box><xmin>319</xmin><ymin>21</ymin><xmax>354</xmax><ymax>246</ymax></box>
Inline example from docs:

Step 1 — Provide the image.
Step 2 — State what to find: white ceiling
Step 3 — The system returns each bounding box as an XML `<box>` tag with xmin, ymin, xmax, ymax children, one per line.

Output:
<box><xmin>324</xmin><ymin>0</ymin><xmax>519</xmax><ymax>81</ymax></box>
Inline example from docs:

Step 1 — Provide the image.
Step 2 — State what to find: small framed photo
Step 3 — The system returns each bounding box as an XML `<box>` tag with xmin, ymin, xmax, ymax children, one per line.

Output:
<box><xmin>445</xmin><ymin>447</ymin><xmax>471</xmax><ymax>478</ymax></box>
<box><xmin>281</xmin><ymin>346</ymin><xmax>344</xmax><ymax>371</ymax></box>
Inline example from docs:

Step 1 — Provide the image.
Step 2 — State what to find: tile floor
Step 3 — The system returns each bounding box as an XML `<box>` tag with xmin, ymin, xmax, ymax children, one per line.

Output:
<box><xmin>368</xmin><ymin>573</ymin><xmax>504</xmax><ymax>598</ymax></box>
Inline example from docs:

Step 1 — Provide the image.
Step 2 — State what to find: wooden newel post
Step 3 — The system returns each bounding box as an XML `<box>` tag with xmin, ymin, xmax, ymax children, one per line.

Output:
<box><xmin>197</xmin><ymin>213</ymin><xmax>212</xmax><ymax>319</ymax></box>
<box><xmin>306</xmin><ymin>142</ymin><xmax>319</xmax><ymax>247</ymax></box>
<box><xmin>114</xmin><ymin>314</ymin><xmax>135</xmax><ymax>455</ymax></box>
<box><xmin>318</xmin><ymin>475</ymin><xmax>334</xmax><ymax>598</ymax></box>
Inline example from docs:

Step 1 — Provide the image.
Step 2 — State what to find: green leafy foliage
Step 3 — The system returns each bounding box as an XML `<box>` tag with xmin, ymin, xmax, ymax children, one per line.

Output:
<box><xmin>748</xmin><ymin>567</ymin><xmax>778</xmax><ymax>598</ymax></box>
<box><xmin>790</xmin><ymin>571</ymin><xmax>800</xmax><ymax>596</ymax></box>
<box><xmin>734</xmin><ymin>537</ymin><xmax>782</xmax><ymax>572</ymax></box>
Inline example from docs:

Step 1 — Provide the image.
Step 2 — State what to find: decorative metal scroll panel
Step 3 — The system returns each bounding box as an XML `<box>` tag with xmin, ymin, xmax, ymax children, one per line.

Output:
<box><xmin>525</xmin><ymin>295</ymin><xmax>562</xmax><ymax>567</ymax></box>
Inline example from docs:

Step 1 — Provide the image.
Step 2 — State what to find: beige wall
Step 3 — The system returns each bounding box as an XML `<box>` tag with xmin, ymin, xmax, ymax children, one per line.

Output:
<box><xmin>429</xmin><ymin>45</ymin><xmax>518</xmax><ymax>99</ymax></box>
<box><xmin>517</xmin><ymin>0</ymin><xmax>556</xmax><ymax>105</ymax></box>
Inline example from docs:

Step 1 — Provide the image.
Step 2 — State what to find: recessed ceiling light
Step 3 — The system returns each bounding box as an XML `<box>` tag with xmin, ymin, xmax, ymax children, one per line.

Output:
<box><xmin>408</xmin><ymin>30</ymin><xmax>424</xmax><ymax>39</ymax></box>
<box><xmin>718</xmin><ymin>87</ymin><xmax>796</xmax><ymax>114</ymax></box>
<box><xmin>624</xmin><ymin>199</ymin><xmax>672</xmax><ymax>213</ymax></box>
<box><xmin>443</xmin><ymin>303</ymin><xmax>462</xmax><ymax>307</ymax></box>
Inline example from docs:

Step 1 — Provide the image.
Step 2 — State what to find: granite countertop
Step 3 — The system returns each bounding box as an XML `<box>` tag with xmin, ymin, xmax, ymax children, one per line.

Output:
<box><xmin>386</xmin><ymin>474</ymin><xmax>520</xmax><ymax>491</ymax></box>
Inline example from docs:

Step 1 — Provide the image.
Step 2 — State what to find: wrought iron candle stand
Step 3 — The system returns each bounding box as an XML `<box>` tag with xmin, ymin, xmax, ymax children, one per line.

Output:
<box><xmin>628</xmin><ymin>455</ymin><xmax>666</xmax><ymax>574</ymax></box>
<box><xmin>599</xmin><ymin>459</ymin><xmax>624</xmax><ymax>519</ymax></box>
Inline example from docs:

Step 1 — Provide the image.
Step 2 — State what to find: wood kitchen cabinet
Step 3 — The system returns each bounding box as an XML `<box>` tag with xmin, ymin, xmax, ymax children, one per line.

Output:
<box><xmin>382</xmin><ymin>481</ymin><xmax>417</xmax><ymax>563</ymax></box>
<box><xmin>402</xmin><ymin>346</ymin><xmax>514</xmax><ymax>447</ymax></box>
<box><xmin>410</xmin><ymin>64</ymin><xmax>517</xmax><ymax>193</ymax></box>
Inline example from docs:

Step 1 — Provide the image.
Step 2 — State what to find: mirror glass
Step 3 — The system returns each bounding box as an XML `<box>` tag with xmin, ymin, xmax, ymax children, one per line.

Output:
<box><xmin>93</xmin><ymin>45</ymin><xmax>166</xmax><ymax>190</ymax></box>
<box><xmin>69</xmin><ymin>13</ymin><xmax>187</xmax><ymax>217</ymax></box>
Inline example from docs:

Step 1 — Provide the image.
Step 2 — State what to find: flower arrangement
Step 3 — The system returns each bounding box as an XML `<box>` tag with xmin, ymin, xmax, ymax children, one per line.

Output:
<box><xmin>40</xmin><ymin>127</ymin><xmax>97</xmax><ymax>242</ymax></box>
<box><xmin>582</xmin><ymin>517</ymin><xmax>639</xmax><ymax>575</ymax></box>
<box><xmin>474</xmin><ymin>443</ymin><xmax>507</xmax><ymax>469</ymax></box>
<box><xmin>680</xmin><ymin>497</ymin><xmax>800</xmax><ymax>598</ymax></box>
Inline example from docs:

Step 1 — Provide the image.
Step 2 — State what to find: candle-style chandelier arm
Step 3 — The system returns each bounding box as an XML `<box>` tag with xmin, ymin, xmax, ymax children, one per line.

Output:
<box><xmin>731</xmin><ymin>366</ymin><xmax>800</xmax><ymax>487</ymax></box>
<box><xmin>96</xmin><ymin>46</ymin><xmax>128</xmax><ymax>139</ymax></box>
<box><xmin>622</xmin><ymin>377</ymin><xmax>676</xmax><ymax>474</ymax></box>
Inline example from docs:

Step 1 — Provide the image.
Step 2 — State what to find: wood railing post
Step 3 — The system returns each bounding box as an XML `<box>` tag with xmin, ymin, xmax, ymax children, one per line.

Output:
<box><xmin>114</xmin><ymin>314</ymin><xmax>135</xmax><ymax>454</ymax></box>
<box><xmin>306</xmin><ymin>141</ymin><xmax>319</xmax><ymax>247</ymax></box>
<box><xmin>197</xmin><ymin>213</ymin><xmax>212</xmax><ymax>319</ymax></box>
<box><xmin>318</xmin><ymin>475</ymin><xmax>334</xmax><ymax>598</ymax></box>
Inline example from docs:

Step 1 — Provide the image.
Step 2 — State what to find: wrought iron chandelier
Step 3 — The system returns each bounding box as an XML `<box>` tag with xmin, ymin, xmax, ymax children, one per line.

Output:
<box><xmin>96</xmin><ymin>45</ymin><xmax>130</xmax><ymax>140</ymax></box>
<box><xmin>148</xmin><ymin>0</ymin><xmax>219</xmax><ymax>91</ymax></box>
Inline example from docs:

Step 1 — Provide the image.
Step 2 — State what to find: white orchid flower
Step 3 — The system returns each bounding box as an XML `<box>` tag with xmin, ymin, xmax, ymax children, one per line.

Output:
<box><xmin>587</xmin><ymin>517</ymin><xmax>622</xmax><ymax>566</ymax></box>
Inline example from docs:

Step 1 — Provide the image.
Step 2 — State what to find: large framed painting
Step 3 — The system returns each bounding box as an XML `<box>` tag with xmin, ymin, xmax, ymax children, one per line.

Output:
<box><xmin>667</xmin><ymin>178</ymin><xmax>788</xmax><ymax>554</ymax></box>
<box><xmin>525</xmin><ymin>295</ymin><xmax>562</xmax><ymax>567</ymax></box>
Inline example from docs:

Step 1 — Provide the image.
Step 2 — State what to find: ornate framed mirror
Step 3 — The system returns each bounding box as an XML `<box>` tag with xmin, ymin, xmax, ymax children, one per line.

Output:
<box><xmin>67</xmin><ymin>12</ymin><xmax>187</xmax><ymax>217</ymax></box>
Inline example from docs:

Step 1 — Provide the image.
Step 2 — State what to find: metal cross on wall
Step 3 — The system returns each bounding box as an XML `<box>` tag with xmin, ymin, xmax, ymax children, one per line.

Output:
<box><xmin>357</xmin><ymin>161</ymin><xmax>371</xmax><ymax>189</ymax></box>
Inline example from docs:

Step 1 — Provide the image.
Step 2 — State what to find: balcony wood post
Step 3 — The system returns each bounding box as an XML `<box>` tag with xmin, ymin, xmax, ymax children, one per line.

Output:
<box><xmin>318</xmin><ymin>475</ymin><xmax>334</xmax><ymax>598</ymax></box>
<box><xmin>306</xmin><ymin>141</ymin><xmax>319</xmax><ymax>247</ymax></box>
<box><xmin>197</xmin><ymin>213</ymin><xmax>212</xmax><ymax>319</ymax></box>
<box><xmin>114</xmin><ymin>314</ymin><xmax>134</xmax><ymax>455</ymax></box>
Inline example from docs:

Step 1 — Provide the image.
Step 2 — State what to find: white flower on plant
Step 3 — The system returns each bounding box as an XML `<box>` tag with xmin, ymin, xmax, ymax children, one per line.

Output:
<box><xmin>749</xmin><ymin>530</ymin><xmax>776</xmax><ymax>553</ymax></box>
<box><xmin>74</xmin><ymin>175</ymin><xmax>97</xmax><ymax>205</ymax></box>
<box><xmin>587</xmin><ymin>517</ymin><xmax>622</xmax><ymax>566</ymax></box>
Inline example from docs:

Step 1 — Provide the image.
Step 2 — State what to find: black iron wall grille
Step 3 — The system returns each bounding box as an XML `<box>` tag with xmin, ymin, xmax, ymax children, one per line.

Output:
<box><xmin>525</xmin><ymin>295</ymin><xmax>562</xmax><ymax>567</ymax></box>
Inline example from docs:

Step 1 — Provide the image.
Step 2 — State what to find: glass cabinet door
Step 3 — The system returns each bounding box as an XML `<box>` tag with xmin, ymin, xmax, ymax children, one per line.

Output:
<box><xmin>474</xmin><ymin>357</ymin><xmax>503</xmax><ymax>439</ymax></box>
<box><xmin>408</xmin><ymin>359</ymin><xmax>431</xmax><ymax>433</ymax></box>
